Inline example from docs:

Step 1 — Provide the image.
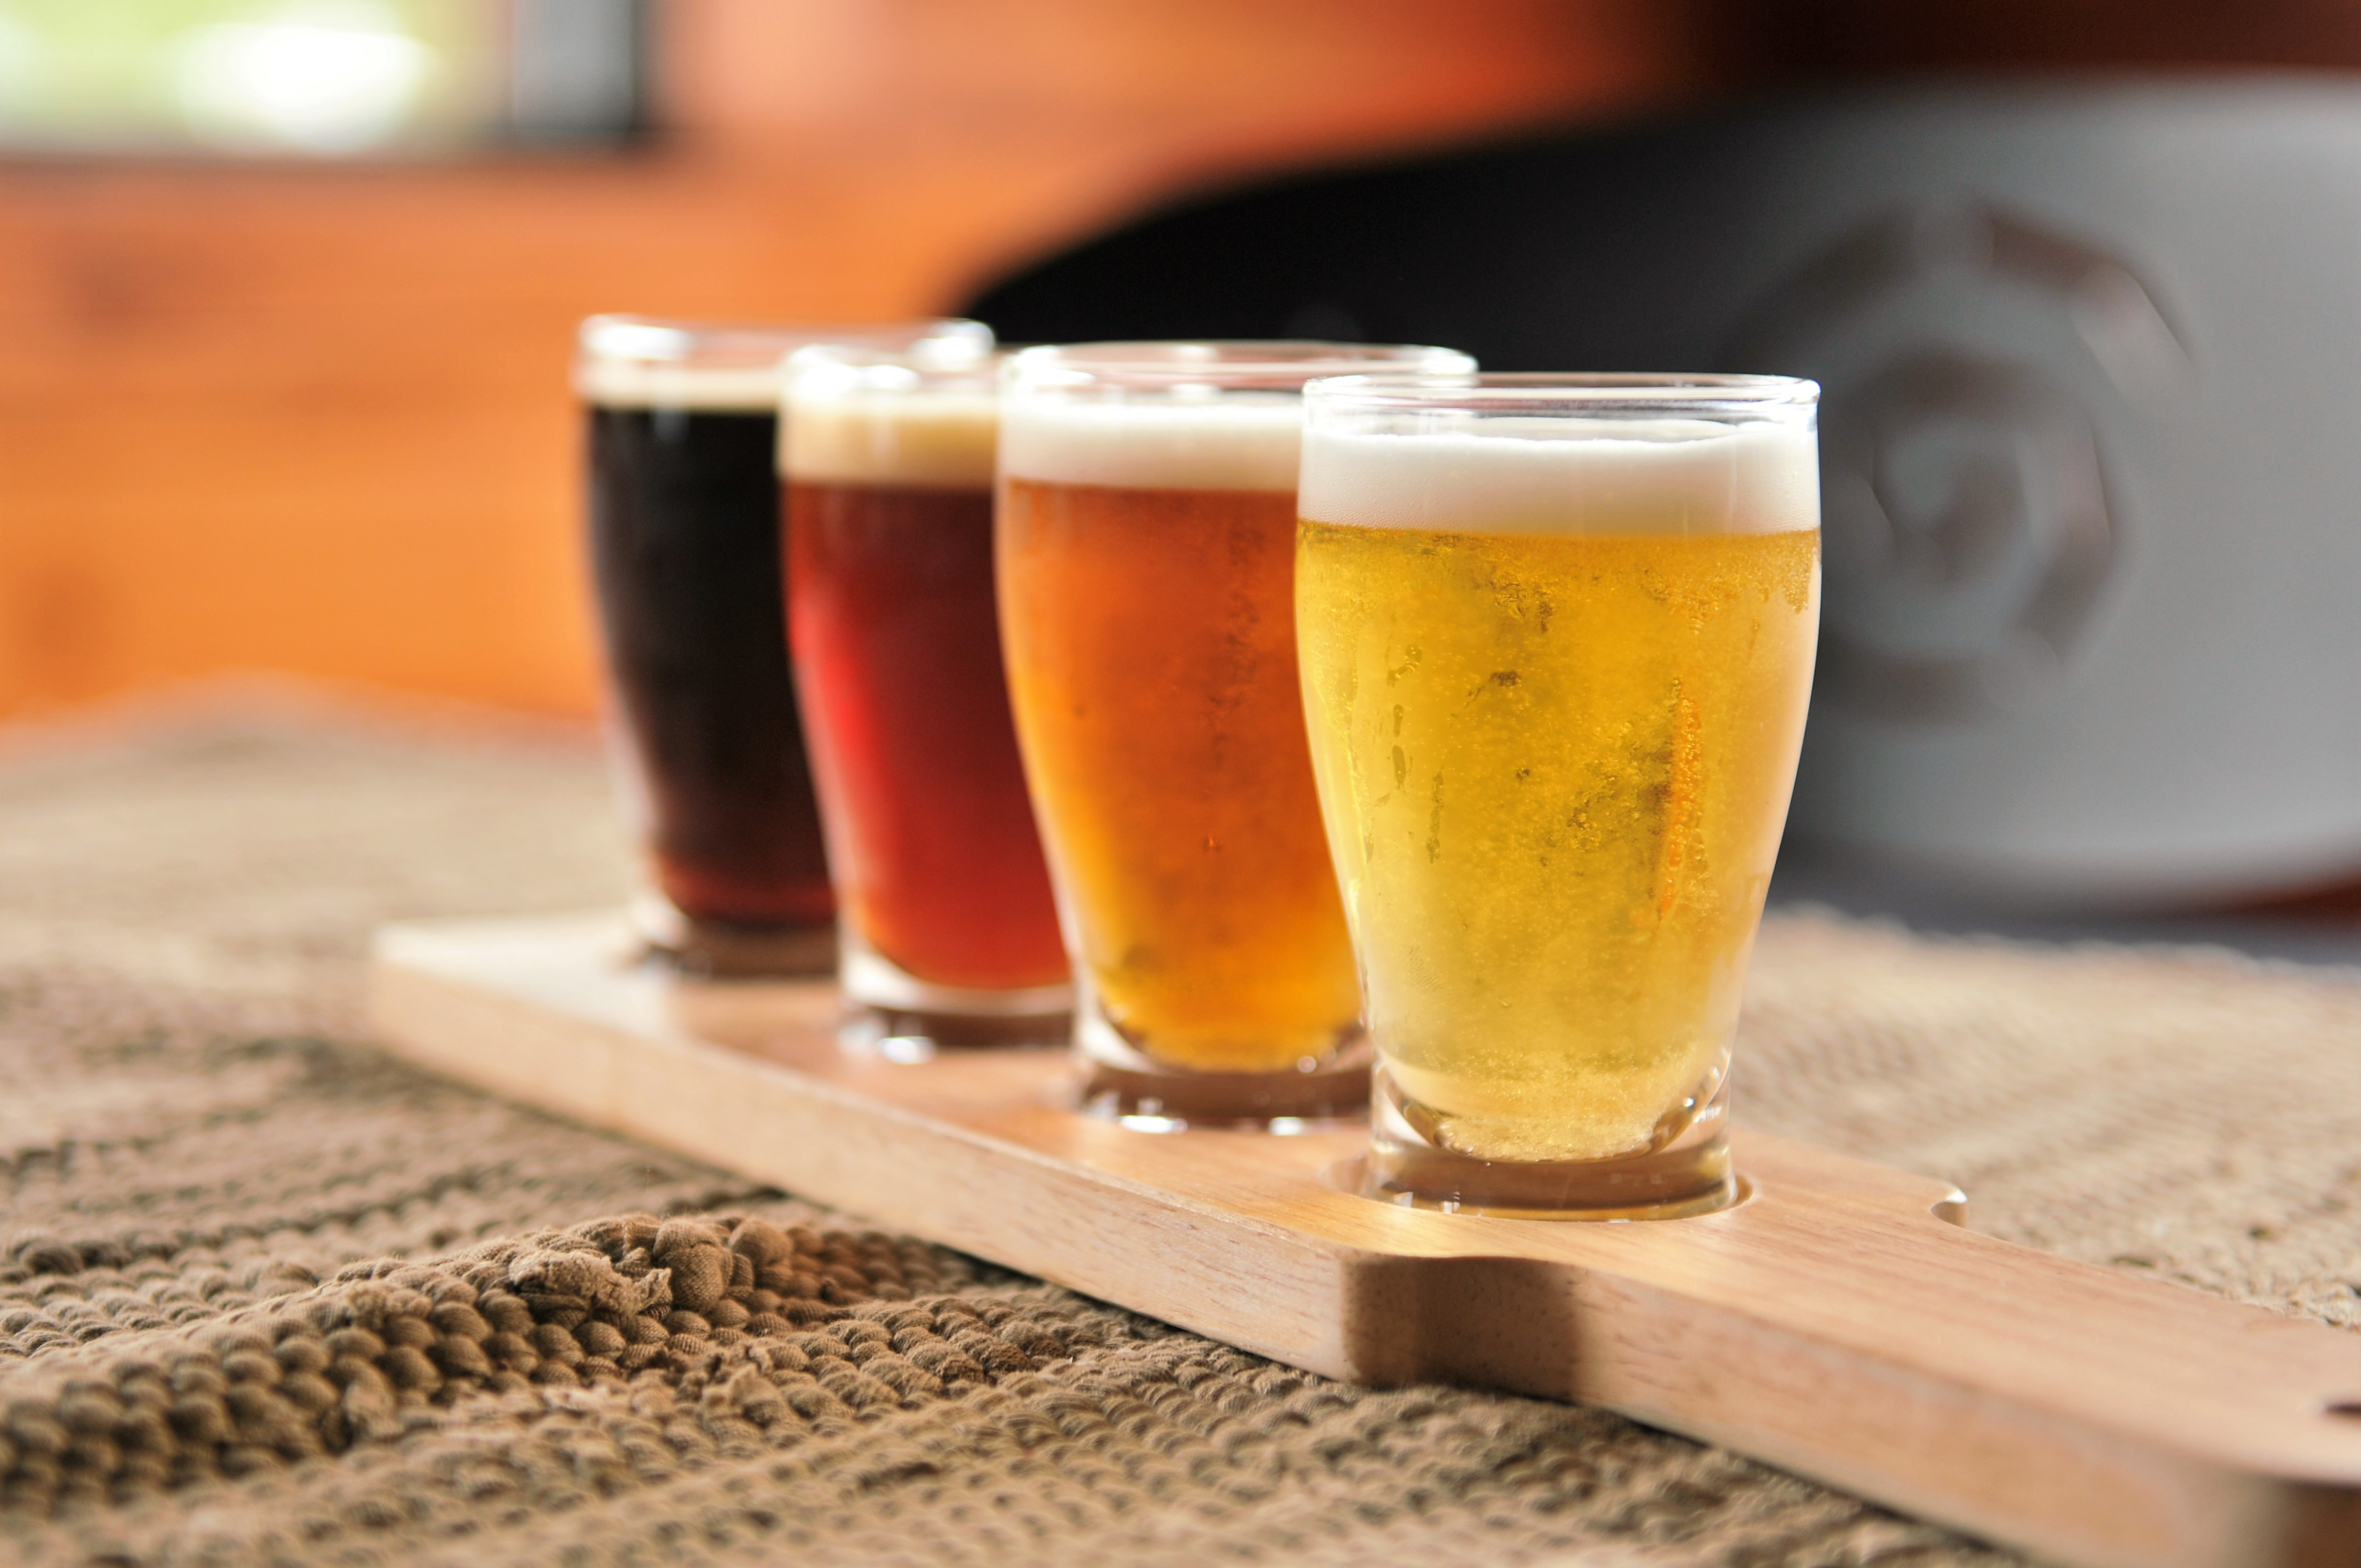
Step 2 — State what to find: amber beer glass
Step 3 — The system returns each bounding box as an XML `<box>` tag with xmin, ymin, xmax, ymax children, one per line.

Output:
<box><xmin>783</xmin><ymin>345</ymin><xmax>1069</xmax><ymax>1048</ymax></box>
<box><xmin>998</xmin><ymin>342</ymin><xmax>1474</xmax><ymax>1124</ymax></box>
<box><xmin>1296</xmin><ymin>374</ymin><xmax>1821</xmax><ymax>1216</ymax></box>
<box><xmin>577</xmin><ymin>316</ymin><xmax>990</xmax><ymax>973</ymax></box>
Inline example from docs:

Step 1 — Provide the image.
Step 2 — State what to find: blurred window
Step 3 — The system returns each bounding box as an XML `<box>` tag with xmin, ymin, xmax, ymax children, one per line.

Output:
<box><xmin>0</xmin><ymin>0</ymin><xmax>646</xmax><ymax>157</ymax></box>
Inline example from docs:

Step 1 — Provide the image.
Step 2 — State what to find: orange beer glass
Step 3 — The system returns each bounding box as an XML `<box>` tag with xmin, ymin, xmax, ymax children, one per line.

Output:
<box><xmin>996</xmin><ymin>343</ymin><xmax>1473</xmax><ymax>1125</ymax></box>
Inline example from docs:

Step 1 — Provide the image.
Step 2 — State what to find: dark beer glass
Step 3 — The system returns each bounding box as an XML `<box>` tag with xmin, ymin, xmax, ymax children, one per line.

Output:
<box><xmin>577</xmin><ymin>315</ymin><xmax>991</xmax><ymax>973</ymax></box>
<box><xmin>783</xmin><ymin>343</ymin><xmax>1069</xmax><ymax>1050</ymax></box>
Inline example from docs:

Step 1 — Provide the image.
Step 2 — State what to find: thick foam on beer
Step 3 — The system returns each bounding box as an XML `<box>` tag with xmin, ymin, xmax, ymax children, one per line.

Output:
<box><xmin>782</xmin><ymin>391</ymin><xmax>999</xmax><ymax>488</ymax></box>
<box><xmin>1300</xmin><ymin>418</ymin><xmax>1818</xmax><ymax>535</ymax></box>
<box><xmin>998</xmin><ymin>397</ymin><xmax>1302</xmax><ymax>493</ymax></box>
<box><xmin>575</xmin><ymin>358</ymin><xmax>795</xmax><ymax>412</ymax></box>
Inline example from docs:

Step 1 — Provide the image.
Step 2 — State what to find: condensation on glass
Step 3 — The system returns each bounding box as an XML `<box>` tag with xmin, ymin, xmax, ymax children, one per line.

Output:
<box><xmin>1295</xmin><ymin>372</ymin><xmax>1821</xmax><ymax>1217</ymax></box>
<box><xmin>995</xmin><ymin>340</ymin><xmax>1473</xmax><ymax>1128</ymax></box>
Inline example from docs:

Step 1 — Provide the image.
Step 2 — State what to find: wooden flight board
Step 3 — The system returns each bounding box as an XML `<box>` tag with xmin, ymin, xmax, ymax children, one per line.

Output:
<box><xmin>368</xmin><ymin>912</ymin><xmax>2361</xmax><ymax>1568</ymax></box>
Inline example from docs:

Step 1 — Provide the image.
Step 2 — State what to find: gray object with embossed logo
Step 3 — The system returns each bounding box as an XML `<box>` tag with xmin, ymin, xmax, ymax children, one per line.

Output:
<box><xmin>971</xmin><ymin>82</ymin><xmax>2361</xmax><ymax>910</ymax></box>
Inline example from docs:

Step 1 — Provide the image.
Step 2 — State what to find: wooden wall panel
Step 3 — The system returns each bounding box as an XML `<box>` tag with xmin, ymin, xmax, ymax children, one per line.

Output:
<box><xmin>0</xmin><ymin>0</ymin><xmax>1702</xmax><ymax>722</ymax></box>
<box><xmin>10</xmin><ymin>0</ymin><xmax>2354</xmax><ymax>725</ymax></box>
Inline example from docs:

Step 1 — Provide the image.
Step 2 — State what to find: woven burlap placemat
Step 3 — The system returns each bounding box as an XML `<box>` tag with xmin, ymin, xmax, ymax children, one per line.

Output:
<box><xmin>4</xmin><ymin>692</ymin><xmax>2359</xmax><ymax>1567</ymax></box>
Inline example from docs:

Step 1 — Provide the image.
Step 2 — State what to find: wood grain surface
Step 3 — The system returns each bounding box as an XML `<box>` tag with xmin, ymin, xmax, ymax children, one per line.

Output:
<box><xmin>368</xmin><ymin>913</ymin><xmax>2361</xmax><ymax>1568</ymax></box>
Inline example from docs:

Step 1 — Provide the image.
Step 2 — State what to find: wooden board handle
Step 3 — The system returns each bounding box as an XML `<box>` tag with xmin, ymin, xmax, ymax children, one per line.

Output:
<box><xmin>1324</xmin><ymin>1140</ymin><xmax>2361</xmax><ymax>1568</ymax></box>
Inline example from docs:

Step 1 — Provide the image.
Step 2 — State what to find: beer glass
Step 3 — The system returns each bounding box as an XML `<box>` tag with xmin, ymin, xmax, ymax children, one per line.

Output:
<box><xmin>1295</xmin><ymin>374</ymin><xmax>1820</xmax><ymax>1216</ymax></box>
<box><xmin>577</xmin><ymin>315</ymin><xmax>991</xmax><ymax>975</ymax></box>
<box><xmin>998</xmin><ymin>341</ymin><xmax>1475</xmax><ymax>1127</ymax></box>
<box><xmin>783</xmin><ymin>343</ymin><xmax>1069</xmax><ymax>1051</ymax></box>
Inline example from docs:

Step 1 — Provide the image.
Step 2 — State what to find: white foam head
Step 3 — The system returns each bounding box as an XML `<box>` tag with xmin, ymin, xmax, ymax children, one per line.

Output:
<box><xmin>1300</xmin><ymin>398</ymin><xmax>1819</xmax><ymax>536</ymax></box>
<box><xmin>998</xmin><ymin>396</ymin><xmax>1305</xmax><ymax>492</ymax></box>
<box><xmin>783</xmin><ymin>389</ymin><xmax>999</xmax><ymax>487</ymax></box>
<box><xmin>576</xmin><ymin>360</ymin><xmax>780</xmax><ymax>411</ymax></box>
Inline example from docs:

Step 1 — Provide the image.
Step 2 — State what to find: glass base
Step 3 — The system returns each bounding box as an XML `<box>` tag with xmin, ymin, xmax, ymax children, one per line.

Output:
<box><xmin>1075</xmin><ymin>1017</ymin><xmax>1372</xmax><ymax>1131</ymax></box>
<box><xmin>839</xmin><ymin>1005</ymin><xmax>1070</xmax><ymax>1061</ymax></box>
<box><xmin>837</xmin><ymin>923</ymin><xmax>1071</xmax><ymax>1060</ymax></box>
<box><xmin>1363</xmin><ymin>1063</ymin><xmax>1734</xmax><ymax>1220</ymax></box>
<box><xmin>633</xmin><ymin>893</ymin><xmax>836</xmax><ymax>978</ymax></box>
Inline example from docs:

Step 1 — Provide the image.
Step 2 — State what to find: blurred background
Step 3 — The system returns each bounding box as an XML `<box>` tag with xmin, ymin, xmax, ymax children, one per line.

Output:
<box><xmin>7</xmin><ymin>0</ymin><xmax>2361</xmax><ymax>924</ymax></box>
<box><xmin>0</xmin><ymin>0</ymin><xmax>1695</xmax><ymax>723</ymax></box>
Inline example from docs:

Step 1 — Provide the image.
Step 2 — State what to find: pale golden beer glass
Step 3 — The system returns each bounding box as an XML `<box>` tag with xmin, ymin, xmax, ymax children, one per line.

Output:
<box><xmin>998</xmin><ymin>342</ymin><xmax>1473</xmax><ymax>1127</ymax></box>
<box><xmin>1295</xmin><ymin>374</ymin><xmax>1820</xmax><ymax>1215</ymax></box>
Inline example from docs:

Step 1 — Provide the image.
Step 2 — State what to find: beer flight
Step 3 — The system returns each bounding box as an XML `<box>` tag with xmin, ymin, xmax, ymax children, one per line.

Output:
<box><xmin>578</xmin><ymin>317</ymin><xmax>1819</xmax><ymax>1221</ymax></box>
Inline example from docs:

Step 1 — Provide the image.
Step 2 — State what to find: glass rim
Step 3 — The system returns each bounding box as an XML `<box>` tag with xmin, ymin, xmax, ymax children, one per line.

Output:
<box><xmin>577</xmin><ymin>314</ymin><xmax>990</xmax><ymax>369</ymax></box>
<box><xmin>785</xmin><ymin>339</ymin><xmax>1003</xmax><ymax>399</ymax></box>
<box><xmin>1303</xmin><ymin>370</ymin><xmax>1819</xmax><ymax>412</ymax></box>
<box><xmin>1006</xmin><ymin>340</ymin><xmax>1475</xmax><ymax>395</ymax></box>
<box><xmin>576</xmin><ymin>317</ymin><xmax>993</xmax><ymax>411</ymax></box>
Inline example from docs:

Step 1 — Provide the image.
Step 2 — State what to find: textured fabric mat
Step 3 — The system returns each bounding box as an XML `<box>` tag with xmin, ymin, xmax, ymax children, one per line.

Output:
<box><xmin>4</xmin><ymin>694</ymin><xmax>2360</xmax><ymax>1566</ymax></box>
